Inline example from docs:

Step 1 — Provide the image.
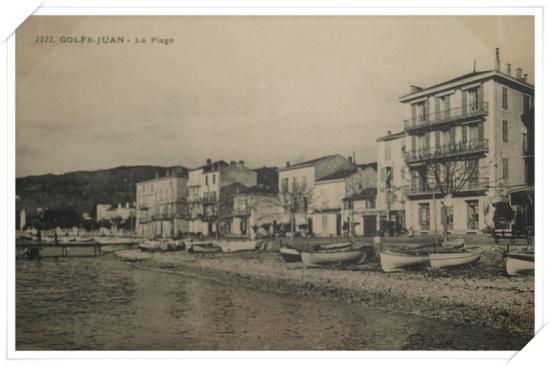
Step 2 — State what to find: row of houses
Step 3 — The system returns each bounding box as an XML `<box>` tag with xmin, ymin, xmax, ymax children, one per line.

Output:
<box><xmin>135</xmin><ymin>49</ymin><xmax>534</xmax><ymax>239</ymax></box>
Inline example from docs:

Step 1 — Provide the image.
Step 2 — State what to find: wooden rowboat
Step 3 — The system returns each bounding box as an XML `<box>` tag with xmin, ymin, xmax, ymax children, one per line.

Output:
<box><xmin>429</xmin><ymin>248</ymin><xmax>482</xmax><ymax>269</ymax></box>
<box><xmin>280</xmin><ymin>247</ymin><xmax>301</xmax><ymax>262</ymax></box>
<box><xmin>380</xmin><ymin>250</ymin><xmax>430</xmax><ymax>272</ymax></box>
<box><xmin>300</xmin><ymin>247</ymin><xmax>367</xmax><ymax>267</ymax></box>
<box><xmin>505</xmin><ymin>252</ymin><xmax>534</xmax><ymax>276</ymax></box>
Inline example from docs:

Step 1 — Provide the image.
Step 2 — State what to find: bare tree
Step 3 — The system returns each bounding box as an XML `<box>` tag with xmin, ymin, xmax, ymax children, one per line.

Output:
<box><xmin>421</xmin><ymin>158</ymin><xmax>491</xmax><ymax>241</ymax></box>
<box><xmin>271</xmin><ymin>180</ymin><xmax>316</xmax><ymax>236</ymax></box>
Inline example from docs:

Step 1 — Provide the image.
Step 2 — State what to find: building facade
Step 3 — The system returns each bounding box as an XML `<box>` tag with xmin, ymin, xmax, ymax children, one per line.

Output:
<box><xmin>276</xmin><ymin>154</ymin><xmax>355</xmax><ymax>235</ymax></box>
<box><xmin>311</xmin><ymin>163</ymin><xmax>377</xmax><ymax>237</ymax></box>
<box><xmin>135</xmin><ymin>169</ymin><xmax>188</xmax><ymax>239</ymax></box>
<box><xmin>187</xmin><ymin>159</ymin><xmax>257</xmax><ymax>236</ymax></box>
<box><xmin>393</xmin><ymin>50</ymin><xmax>534</xmax><ymax>235</ymax></box>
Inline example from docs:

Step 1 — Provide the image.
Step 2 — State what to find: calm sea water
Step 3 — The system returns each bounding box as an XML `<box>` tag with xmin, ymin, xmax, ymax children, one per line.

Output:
<box><xmin>16</xmin><ymin>256</ymin><xmax>529</xmax><ymax>350</ymax></box>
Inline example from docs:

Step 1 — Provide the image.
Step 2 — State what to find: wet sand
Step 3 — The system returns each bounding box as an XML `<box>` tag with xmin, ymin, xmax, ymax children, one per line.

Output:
<box><xmin>114</xmin><ymin>243</ymin><xmax>534</xmax><ymax>336</ymax></box>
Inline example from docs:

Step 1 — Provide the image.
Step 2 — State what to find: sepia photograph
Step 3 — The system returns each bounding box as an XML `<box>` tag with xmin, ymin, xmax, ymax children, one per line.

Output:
<box><xmin>14</xmin><ymin>14</ymin><xmax>535</xmax><ymax>351</ymax></box>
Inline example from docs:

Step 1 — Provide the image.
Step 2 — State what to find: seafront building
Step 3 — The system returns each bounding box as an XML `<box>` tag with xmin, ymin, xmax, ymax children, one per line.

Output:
<box><xmin>277</xmin><ymin>154</ymin><xmax>356</xmax><ymax>235</ymax></box>
<box><xmin>187</xmin><ymin>159</ymin><xmax>257</xmax><ymax>236</ymax></box>
<box><xmin>135</xmin><ymin>168</ymin><xmax>188</xmax><ymax>238</ymax></box>
<box><xmin>96</xmin><ymin>202</ymin><xmax>136</xmax><ymax>223</ymax></box>
<box><xmin>311</xmin><ymin>162</ymin><xmax>377</xmax><ymax>237</ymax></box>
<box><xmin>379</xmin><ymin>49</ymin><xmax>534</xmax><ymax>235</ymax></box>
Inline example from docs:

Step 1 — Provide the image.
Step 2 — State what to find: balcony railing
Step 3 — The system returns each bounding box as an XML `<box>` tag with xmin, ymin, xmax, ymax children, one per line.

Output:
<box><xmin>404</xmin><ymin>102</ymin><xmax>488</xmax><ymax>132</ymax></box>
<box><xmin>404</xmin><ymin>177</ymin><xmax>489</xmax><ymax>197</ymax></box>
<box><xmin>403</xmin><ymin>139</ymin><xmax>489</xmax><ymax>164</ymax></box>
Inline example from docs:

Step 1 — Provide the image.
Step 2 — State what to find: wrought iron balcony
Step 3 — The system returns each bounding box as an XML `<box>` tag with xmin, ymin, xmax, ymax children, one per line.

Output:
<box><xmin>404</xmin><ymin>102</ymin><xmax>488</xmax><ymax>132</ymax></box>
<box><xmin>403</xmin><ymin>139</ymin><xmax>488</xmax><ymax>165</ymax></box>
<box><xmin>404</xmin><ymin>177</ymin><xmax>490</xmax><ymax>197</ymax></box>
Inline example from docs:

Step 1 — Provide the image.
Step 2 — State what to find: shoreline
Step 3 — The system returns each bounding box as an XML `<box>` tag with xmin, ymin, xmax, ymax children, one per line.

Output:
<box><xmin>113</xmin><ymin>245</ymin><xmax>534</xmax><ymax>336</ymax></box>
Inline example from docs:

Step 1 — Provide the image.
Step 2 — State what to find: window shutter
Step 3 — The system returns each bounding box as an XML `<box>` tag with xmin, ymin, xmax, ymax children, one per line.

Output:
<box><xmin>478</xmin><ymin>86</ymin><xmax>484</xmax><ymax>110</ymax></box>
<box><xmin>462</xmin><ymin>90</ymin><xmax>467</xmax><ymax>114</ymax></box>
<box><xmin>435</xmin><ymin>98</ymin><xmax>440</xmax><ymax>119</ymax></box>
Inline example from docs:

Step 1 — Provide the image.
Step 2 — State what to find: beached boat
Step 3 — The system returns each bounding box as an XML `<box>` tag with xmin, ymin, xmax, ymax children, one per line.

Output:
<box><xmin>280</xmin><ymin>246</ymin><xmax>301</xmax><ymax>262</ymax></box>
<box><xmin>429</xmin><ymin>248</ymin><xmax>482</xmax><ymax>269</ymax></box>
<box><xmin>187</xmin><ymin>242</ymin><xmax>222</xmax><ymax>253</ymax></box>
<box><xmin>217</xmin><ymin>240</ymin><xmax>257</xmax><ymax>253</ymax></box>
<box><xmin>300</xmin><ymin>247</ymin><xmax>367</xmax><ymax>267</ymax></box>
<box><xmin>138</xmin><ymin>240</ymin><xmax>163</xmax><ymax>252</ymax></box>
<box><xmin>505</xmin><ymin>252</ymin><xmax>534</xmax><ymax>276</ymax></box>
<box><xmin>311</xmin><ymin>242</ymin><xmax>352</xmax><ymax>251</ymax></box>
<box><xmin>379</xmin><ymin>250</ymin><xmax>430</xmax><ymax>272</ymax></box>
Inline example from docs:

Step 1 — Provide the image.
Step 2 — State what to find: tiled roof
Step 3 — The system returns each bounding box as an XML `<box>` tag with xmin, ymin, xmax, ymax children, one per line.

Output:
<box><xmin>400</xmin><ymin>70</ymin><xmax>492</xmax><ymax>99</ymax></box>
<box><xmin>278</xmin><ymin>154</ymin><xmax>341</xmax><ymax>171</ymax></box>
<box><xmin>316</xmin><ymin>170</ymin><xmax>357</xmax><ymax>182</ymax></box>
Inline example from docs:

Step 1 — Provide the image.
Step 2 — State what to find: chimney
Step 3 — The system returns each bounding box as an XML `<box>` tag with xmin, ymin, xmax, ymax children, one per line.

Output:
<box><xmin>286</xmin><ymin>161</ymin><xmax>290</xmax><ymax>167</ymax></box>
<box><xmin>239</xmin><ymin>160</ymin><xmax>244</xmax><ymax>166</ymax></box>
<box><xmin>206</xmin><ymin>158</ymin><xmax>212</xmax><ymax>165</ymax></box>
<box><xmin>506</xmin><ymin>63</ymin><xmax>511</xmax><ymax>75</ymax></box>
<box><xmin>495</xmin><ymin>48</ymin><xmax>501</xmax><ymax>72</ymax></box>
<box><xmin>348</xmin><ymin>156</ymin><xmax>353</xmax><ymax>163</ymax></box>
<box><xmin>523</xmin><ymin>73</ymin><xmax>528</xmax><ymax>82</ymax></box>
<box><xmin>387</xmin><ymin>130</ymin><xmax>392</xmax><ymax>136</ymax></box>
<box><xmin>230</xmin><ymin>160</ymin><xmax>236</xmax><ymax>165</ymax></box>
<box><xmin>516</xmin><ymin>68</ymin><xmax>522</xmax><ymax>79</ymax></box>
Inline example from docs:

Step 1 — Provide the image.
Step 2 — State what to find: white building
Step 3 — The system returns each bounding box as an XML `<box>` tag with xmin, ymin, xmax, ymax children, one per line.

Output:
<box><xmin>135</xmin><ymin>168</ymin><xmax>188</xmax><ymax>238</ymax></box>
<box><xmin>390</xmin><ymin>49</ymin><xmax>534</xmax><ymax>235</ymax></box>
<box><xmin>187</xmin><ymin>159</ymin><xmax>257</xmax><ymax>236</ymax></box>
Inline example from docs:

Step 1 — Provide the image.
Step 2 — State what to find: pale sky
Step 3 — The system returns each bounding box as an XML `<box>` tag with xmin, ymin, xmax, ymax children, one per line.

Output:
<box><xmin>16</xmin><ymin>16</ymin><xmax>534</xmax><ymax>177</ymax></box>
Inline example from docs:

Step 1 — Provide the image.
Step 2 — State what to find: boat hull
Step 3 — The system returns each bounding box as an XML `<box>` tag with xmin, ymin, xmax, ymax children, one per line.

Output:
<box><xmin>187</xmin><ymin>243</ymin><xmax>222</xmax><ymax>253</ymax></box>
<box><xmin>505</xmin><ymin>253</ymin><xmax>534</xmax><ymax>276</ymax></box>
<box><xmin>429</xmin><ymin>248</ymin><xmax>482</xmax><ymax>269</ymax></box>
<box><xmin>280</xmin><ymin>247</ymin><xmax>301</xmax><ymax>263</ymax></box>
<box><xmin>380</xmin><ymin>251</ymin><xmax>429</xmax><ymax>272</ymax></box>
<box><xmin>217</xmin><ymin>240</ymin><xmax>257</xmax><ymax>253</ymax></box>
<box><xmin>300</xmin><ymin>247</ymin><xmax>367</xmax><ymax>267</ymax></box>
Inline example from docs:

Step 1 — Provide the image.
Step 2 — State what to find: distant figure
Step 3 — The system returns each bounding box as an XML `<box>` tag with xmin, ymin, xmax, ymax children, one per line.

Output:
<box><xmin>54</xmin><ymin>231</ymin><xmax>59</xmax><ymax>245</ymax></box>
<box><xmin>36</xmin><ymin>229</ymin><xmax>42</xmax><ymax>243</ymax></box>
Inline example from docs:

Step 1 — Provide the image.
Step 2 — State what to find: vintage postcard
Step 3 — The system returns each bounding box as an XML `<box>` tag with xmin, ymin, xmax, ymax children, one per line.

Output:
<box><xmin>14</xmin><ymin>14</ymin><xmax>535</xmax><ymax>352</ymax></box>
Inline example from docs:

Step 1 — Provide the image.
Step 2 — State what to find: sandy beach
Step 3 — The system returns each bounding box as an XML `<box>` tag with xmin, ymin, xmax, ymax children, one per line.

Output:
<box><xmin>113</xmin><ymin>240</ymin><xmax>534</xmax><ymax>335</ymax></box>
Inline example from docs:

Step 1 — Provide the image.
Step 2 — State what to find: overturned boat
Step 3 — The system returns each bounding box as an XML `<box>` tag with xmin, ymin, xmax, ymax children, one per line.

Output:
<box><xmin>429</xmin><ymin>248</ymin><xmax>482</xmax><ymax>269</ymax></box>
<box><xmin>505</xmin><ymin>252</ymin><xmax>534</xmax><ymax>276</ymax></box>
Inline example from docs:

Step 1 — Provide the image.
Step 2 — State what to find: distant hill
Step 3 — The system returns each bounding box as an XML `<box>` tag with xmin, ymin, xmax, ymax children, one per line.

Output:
<box><xmin>16</xmin><ymin>165</ymin><xmax>187</xmax><ymax>216</ymax></box>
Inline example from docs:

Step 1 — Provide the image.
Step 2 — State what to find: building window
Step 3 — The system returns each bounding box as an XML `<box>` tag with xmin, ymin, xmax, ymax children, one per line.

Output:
<box><xmin>281</xmin><ymin>178</ymin><xmax>289</xmax><ymax>193</ymax></box>
<box><xmin>384</xmin><ymin>167</ymin><xmax>393</xmax><ymax>189</ymax></box>
<box><xmin>419</xmin><ymin>203</ymin><xmax>430</xmax><ymax>231</ymax></box>
<box><xmin>468</xmin><ymin>88</ymin><xmax>479</xmax><ymax>111</ymax></box>
<box><xmin>502</xmin><ymin>87</ymin><xmax>508</xmax><ymax>110</ymax></box>
<box><xmin>522</xmin><ymin>133</ymin><xmax>528</xmax><ymax>154</ymax></box>
<box><xmin>461</xmin><ymin>126</ymin><xmax>467</xmax><ymax>145</ymax></box>
<box><xmin>322</xmin><ymin>215</ymin><xmax>328</xmax><ymax>234</ymax></box>
<box><xmin>502</xmin><ymin>120</ymin><xmax>508</xmax><ymax>143</ymax></box>
<box><xmin>302</xmin><ymin>175</ymin><xmax>307</xmax><ymax>186</ymax></box>
<box><xmin>466</xmin><ymin>200</ymin><xmax>479</xmax><ymax>230</ymax></box>
<box><xmin>502</xmin><ymin>158</ymin><xmax>509</xmax><ymax>180</ymax></box>
<box><xmin>205</xmin><ymin>175</ymin><xmax>209</xmax><ymax>185</ymax></box>
<box><xmin>213</xmin><ymin>174</ymin><xmax>216</xmax><ymax>184</ymax></box>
